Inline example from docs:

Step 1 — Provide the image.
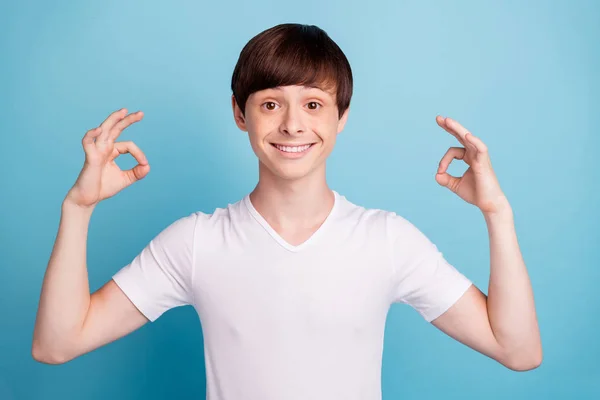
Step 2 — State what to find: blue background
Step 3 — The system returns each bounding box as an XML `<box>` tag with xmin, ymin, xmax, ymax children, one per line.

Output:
<box><xmin>1</xmin><ymin>0</ymin><xmax>598</xmax><ymax>399</ymax></box>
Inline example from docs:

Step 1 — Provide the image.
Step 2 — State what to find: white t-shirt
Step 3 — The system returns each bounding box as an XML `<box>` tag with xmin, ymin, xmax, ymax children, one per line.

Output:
<box><xmin>112</xmin><ymin>190</ymin><xmax>472</xmax><ymax>400</ymax></box>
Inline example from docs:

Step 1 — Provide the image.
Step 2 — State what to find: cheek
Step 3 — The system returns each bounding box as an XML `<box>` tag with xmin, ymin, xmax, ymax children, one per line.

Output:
<box><xmin>313</xmin><ymin>115</ymin><xmax>339</xmax><ymax>140</ymax></box>
<box><xmin>247</xmin><ymin>114</ymin><xmax>277</xmax><ymax>140</ymax></box>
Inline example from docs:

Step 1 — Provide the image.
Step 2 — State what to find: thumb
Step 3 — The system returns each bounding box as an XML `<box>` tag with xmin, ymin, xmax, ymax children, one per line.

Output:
<box><xmin>435</xmin><ymin>172</ymin><xmax>461</xmax><ymax>193</ymax></box>
<box><xmin>123</xmin><ymin>164</ymin><xmax>151</xmax><ymax>186</ymax></box>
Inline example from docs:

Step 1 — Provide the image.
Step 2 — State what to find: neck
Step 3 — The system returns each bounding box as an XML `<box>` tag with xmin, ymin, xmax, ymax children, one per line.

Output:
<box><xmin>249</xmin><ymin>161</ymin><xmax>334</xmax><ymax>231</ymax></box>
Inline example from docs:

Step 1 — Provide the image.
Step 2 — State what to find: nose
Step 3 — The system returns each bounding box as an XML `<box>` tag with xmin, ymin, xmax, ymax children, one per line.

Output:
<box><xmin>279</xmin><ymin>106</ymin><xmax>305</xmax><ymax>136</ymax></box>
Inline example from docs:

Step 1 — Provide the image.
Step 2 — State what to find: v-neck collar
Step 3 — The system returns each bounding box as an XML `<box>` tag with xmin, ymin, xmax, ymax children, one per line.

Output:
<box><xmin>243</xmin><ymin>190</ymin><xmax>340</xmax><ymax>253</ymax></box>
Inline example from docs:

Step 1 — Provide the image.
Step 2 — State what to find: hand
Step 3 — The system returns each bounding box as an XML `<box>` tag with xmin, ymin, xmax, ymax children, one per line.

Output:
<box><xmin>66</xmin><ymin>108</ymin><xmax>149</xmax><ymax>208</ymax></box>
<box><xmin>434</xmin><ymin>116</ymin><xmax>509</xmax><ymax>215</ymax></box>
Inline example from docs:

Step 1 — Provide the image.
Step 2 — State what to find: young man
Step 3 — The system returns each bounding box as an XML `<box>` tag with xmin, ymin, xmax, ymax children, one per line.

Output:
<box><xmin>32</xmin><ymin>23</ymin><xmax>542</xmax><ymax>399</ymax></box>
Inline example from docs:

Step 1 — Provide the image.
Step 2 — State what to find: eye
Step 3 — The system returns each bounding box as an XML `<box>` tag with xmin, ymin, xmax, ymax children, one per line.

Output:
<box><xmin>262</xmin><ymin>102</ymin><xmax>278</xmax><ymax>111</ymax></box>
<box><xmin>307</xmin><ymin>101</ymin><xmax>321</xmax><ymax>110</ymax></box>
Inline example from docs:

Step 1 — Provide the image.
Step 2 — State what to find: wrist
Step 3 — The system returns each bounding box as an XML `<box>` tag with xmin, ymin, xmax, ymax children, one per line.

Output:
<box><xmin>482</xmin><ymin>200</ymin><xmax>513</xmax><ymax>224</ymax></box>
<box><xmin>62</xmin><ymin>195</ymin><xmax>96</xmax><ymax>216</ymax></box>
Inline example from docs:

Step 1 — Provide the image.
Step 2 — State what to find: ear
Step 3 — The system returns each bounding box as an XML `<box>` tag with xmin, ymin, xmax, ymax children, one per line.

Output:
<box><xmin>232</xmin><ymin>95</ymin><xmax>247</xmax><ymax>132</ymax></box>
<box><xmin>336</xmin><ymin>107</ymin><xmax>350</xmax><ymax>134</ymax></box>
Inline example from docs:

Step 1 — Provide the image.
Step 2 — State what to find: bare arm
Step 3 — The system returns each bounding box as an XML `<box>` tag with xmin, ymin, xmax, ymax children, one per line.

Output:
<box><xmin>32</xmin><ymin>108</ymin><xmax>150</xmax><ymax>364</ymax></box>
<box><xmin>430</xmin><ymin>116</ymin><xmax>541</xmax><ymax>371</ymax></box>
<box><xmin>432</xmin><ymin>206</ymin><xmax>541</xmax><ymax>371</ymax></box>
<box><xmin>32</xmin><ymin>200</ymin><xmax>148</xmax><ymax>364</ymax></box>
<box><xmin>484</xmin><ymin>207</ymin><xmax>541</xmax><ymax>366</ymax></box>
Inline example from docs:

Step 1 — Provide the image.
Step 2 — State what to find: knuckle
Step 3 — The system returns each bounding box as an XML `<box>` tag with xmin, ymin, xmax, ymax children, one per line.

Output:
<box><xmin>109</xmin><ymin>127</ymin><xmax>121</xmax><ymax>137</ymax></box>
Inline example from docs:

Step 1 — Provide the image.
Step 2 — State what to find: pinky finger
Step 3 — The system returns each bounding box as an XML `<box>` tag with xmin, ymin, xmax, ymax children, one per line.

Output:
<box><xmin>82</xmin><ymin>127</ymin><xmax>102</xmax><ymax>150</ymax></box>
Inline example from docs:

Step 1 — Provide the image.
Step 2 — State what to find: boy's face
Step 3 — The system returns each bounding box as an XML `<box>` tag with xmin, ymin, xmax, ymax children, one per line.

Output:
<box><xmin>232</xmin><ymin>84</ymin><xmax>349</xmax><ymax>181</ymax></box>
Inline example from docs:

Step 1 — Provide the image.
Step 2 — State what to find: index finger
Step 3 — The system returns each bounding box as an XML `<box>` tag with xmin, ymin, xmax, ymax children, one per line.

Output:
<box><xmin>114</xmin><ymin>141</ymin><xmax>148</xmax><ymax>165</ymax></box>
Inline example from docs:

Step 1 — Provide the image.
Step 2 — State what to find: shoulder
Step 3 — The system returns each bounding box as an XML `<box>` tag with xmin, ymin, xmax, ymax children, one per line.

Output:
<box><xmin>161</xmin><ymin>198</ymin><xmax>255</xmax><ymax>248</ymax></box>
<box><xmin>151</xmin><ymin>199</ymin><xmax>239</xmax><ymax>241</ymax></box>
<box><xmin>335</xmin><ymin>192</ymin><xmax>433</xmax><ymax>255</ymax></box>
<box><xmin>335</xmin><ymin>192</ymin><xmax>416</xmax><ymax>238</ymax></box>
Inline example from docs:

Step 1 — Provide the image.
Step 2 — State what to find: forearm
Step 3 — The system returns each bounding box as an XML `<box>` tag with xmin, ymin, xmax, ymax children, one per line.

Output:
<box><xmin>484</xmin><ymin>204</ymin><xmax>542</xmax><ymax>368</ymax></box>
<box><xmin>32</xmin><ymin>198</ymin><xmax>95</xmax><ymax>361</ymax></box>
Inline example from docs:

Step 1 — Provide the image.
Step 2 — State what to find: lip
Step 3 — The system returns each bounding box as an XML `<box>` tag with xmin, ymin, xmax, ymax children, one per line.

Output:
<box><xmin>270</xmin><ymin>142</ymin><xmax>316</xmax><ymax>159</ymax></box>
<box><xmin>270</xmin><ymin>143</ymin><xmax>316</xmax><ymax>146</ymax></box>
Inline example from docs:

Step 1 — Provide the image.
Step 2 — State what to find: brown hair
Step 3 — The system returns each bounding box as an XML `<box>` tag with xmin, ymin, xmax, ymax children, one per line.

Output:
<box><xmin>231</xmin><ymin>24</ymin><xmax>353</xmax><ymax>119</ymax></box>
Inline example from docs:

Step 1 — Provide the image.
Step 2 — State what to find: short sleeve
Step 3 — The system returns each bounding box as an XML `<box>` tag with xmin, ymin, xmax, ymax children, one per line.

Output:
<box><xmin>390</xmin><ymin>215</ymin><xmax>472</xmax><ymax>322</ymax></box>
<box><xmin>112</xmin><ymin>212</ymin><xmax>198</xmax><ymax>322</ymax></box>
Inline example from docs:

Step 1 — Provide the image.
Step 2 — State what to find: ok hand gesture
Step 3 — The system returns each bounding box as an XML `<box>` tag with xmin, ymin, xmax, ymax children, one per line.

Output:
<box><xmin>435</xmin><ymin>116</ymin><xmax>509</xmax><ymax>215</ymax></box>
<box><xmin>66</xmin><ymin>108</ymin><xmax>149</xmax><ymax>208</ymax></box>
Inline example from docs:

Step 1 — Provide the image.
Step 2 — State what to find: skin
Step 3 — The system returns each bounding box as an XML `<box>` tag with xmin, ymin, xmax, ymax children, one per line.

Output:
<box><xmin>32</xmin><ymin>85</ymin><xmax>542</xmax><ymax>372</ymax></box>
<box><xmin>429</xmin><ymin>117</ymin><xmax>542</xmax><ymax>371</ymax></box>
<box><xmin>32</xmin><ymin>109</ymin><xmax>151</xmax><ymax>364</ymax></box>
<box><xmin>231</xmin><ymin>85</ymin><xmax>349</xmax><ymax>244</ymax></box>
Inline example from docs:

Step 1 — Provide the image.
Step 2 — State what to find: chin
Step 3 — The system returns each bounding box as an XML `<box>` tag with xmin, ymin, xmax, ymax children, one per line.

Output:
<box><xmin>267</xmin><ymin>162</ymin><xmax>321</xmax><ymax>181</ymax></box>
<box><xmin>259</xmin><ymin>155</ymin><xmax>326</xmax><ymax>181</ymax></box>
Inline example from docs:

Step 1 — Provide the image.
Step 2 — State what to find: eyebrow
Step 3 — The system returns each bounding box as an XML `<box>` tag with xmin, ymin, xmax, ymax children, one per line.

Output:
<box><xmin>270</xmin><ymin>85</ymin><xmax>325</xmax><ymax>91</ymax></box>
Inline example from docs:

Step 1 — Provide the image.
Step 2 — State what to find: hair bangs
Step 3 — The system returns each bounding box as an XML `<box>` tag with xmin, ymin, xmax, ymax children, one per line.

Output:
<box><xmin>231</xmin><ymin>24</ymin><xmax>353</xmax><ymax>118</ymax></box>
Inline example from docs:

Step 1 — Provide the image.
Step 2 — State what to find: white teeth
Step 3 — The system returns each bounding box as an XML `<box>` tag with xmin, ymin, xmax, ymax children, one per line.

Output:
<box><xmin>274</xmin><ymin>144</ymin><xmax>312</xmax><ymax>153</ymax></box>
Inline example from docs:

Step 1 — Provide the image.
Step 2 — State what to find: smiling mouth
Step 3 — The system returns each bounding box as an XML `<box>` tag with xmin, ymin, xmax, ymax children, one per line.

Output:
<box><xmin>270</xmin><ymin>143</ymin><xmax>316</xmax><ymax>153</ymax></box>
